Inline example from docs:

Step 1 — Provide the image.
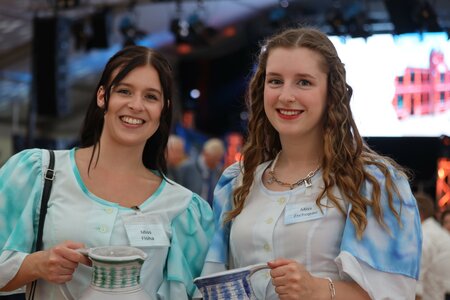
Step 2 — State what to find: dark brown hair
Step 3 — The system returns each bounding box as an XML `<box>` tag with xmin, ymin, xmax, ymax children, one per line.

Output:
<box><xmin>79</xmin><ymin>45</ymin><xmax>173</xmax><ymax>174</ymax></box>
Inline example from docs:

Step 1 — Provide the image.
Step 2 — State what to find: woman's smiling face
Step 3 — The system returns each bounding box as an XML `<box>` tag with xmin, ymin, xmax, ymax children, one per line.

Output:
<box><xmin>98</xmin><ymin>64</ymin><xmax>165</xmax><ymax>148</ymax></box>
<box><xmin>263</xmin><ymin>46</ymin><xmax>328</xmax><ymax>141</ymax></box>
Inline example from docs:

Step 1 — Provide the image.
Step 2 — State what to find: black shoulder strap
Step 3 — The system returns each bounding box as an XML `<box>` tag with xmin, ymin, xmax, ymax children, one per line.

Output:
<box><xmin>29</xmin><ymin>150</ymin><xmax>55</xmax><ymax>300</ymax></box>
<box><xmin>35</xmin><ymin>150</ymin><xmax>55</xmax><ymax>252</ymax></box>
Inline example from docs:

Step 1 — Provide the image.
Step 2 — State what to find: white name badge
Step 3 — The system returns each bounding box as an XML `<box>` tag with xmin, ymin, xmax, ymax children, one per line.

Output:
<box><xmin>122</xmin><ymin>214</ymin><xmax>170</xmax><ymax>247</ymax></box>
<box><xmin>284</xmin><ymin>202</ymin><xmax>324</xmax><ymax>225</ymax></box>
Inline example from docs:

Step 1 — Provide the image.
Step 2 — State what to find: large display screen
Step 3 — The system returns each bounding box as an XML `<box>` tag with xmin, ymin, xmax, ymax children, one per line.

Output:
<box><xmin>330</xmin><ymin>32</ymin><xmax>450</xmax><ymax>137</ymax></box>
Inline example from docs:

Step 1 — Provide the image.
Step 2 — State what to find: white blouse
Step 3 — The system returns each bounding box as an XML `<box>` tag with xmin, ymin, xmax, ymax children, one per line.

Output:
<box><xmin>0</xmin><ymin>149</ymin><xmax>214</xmax><ymax>300</ymax></box>
<box><xmin>229</xmin><ymin>162</ymin><xmax>416</xmax><ymax>300</ymax></box>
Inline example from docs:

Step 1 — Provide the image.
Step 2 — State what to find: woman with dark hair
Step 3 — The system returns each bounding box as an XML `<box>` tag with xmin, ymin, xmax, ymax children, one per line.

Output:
<box><xmin>0</xmin><ymin>45</ymin><xmax>213</xmax><ymax>299</ymax></box>
<box><xmin>200</xmin><ymin>27</ymin><xmax>421</xmax><ymax>299</ymax></box>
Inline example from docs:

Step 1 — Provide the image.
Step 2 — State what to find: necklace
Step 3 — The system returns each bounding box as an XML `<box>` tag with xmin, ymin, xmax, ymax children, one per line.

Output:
<box><xmin>266</xmin><ymin>151</ymin><xmax>320</xmax><ymax>190</ymax></box>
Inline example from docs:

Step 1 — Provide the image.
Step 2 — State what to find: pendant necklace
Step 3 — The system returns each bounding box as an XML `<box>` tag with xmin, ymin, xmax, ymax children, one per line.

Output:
<box><xmin>266</xmin><ymin>151</ymin><xmax>320</xmax><ymax>190</ymax></box>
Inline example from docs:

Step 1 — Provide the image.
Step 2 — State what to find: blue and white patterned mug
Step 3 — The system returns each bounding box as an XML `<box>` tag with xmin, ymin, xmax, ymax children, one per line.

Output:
<box><xmin>60</xmin><ymin>246</ymin><xmax>152</xmax><ymax>300</ymax></box>
<box><xmin>193</xmin><ymin>263</ymin><xmax>269</xmax><ymax>300</ymax></box>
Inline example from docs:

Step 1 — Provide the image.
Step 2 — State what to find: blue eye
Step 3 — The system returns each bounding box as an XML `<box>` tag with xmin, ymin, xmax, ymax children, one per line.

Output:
<box><xmin>298</xmin><ymin>79</ymin><xmax>311</xmax><ymax>86</ymax></box>
<box><xmin>267</xmin><ymin>79</ymin><xmax>282</xmax><ymax>85</ymax></box>
<box><xmin>117</xmin><ymin>89</ymin><xmax>131</xmax><ymax>95</ymax></box>
<box><xmin>144</xmin><ymin>94</ymin><xmax>159</xmax><ymax>101</ymax></box>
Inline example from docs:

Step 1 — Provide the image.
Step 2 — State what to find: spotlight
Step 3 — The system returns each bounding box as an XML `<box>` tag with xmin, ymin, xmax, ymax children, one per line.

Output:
<box><xmin>269</xmin><ymin>0</ymin><xmax>289</xmax><ymax>28</ymax></box>
<box><xmin>190</xmin><ymin>89</ymin><xmax>200</xmax><ymax>99</ymax></box>
<box><xmin>169</xmin><ymin>0</ymin><xmax>217</xmax><ymax>47</ymax></box>
<box><xmin>170</xmin><ymin>17</ymin><xmax>190</xmax><ymax>43</ymax></box>
<box><xmin>347</xmin><ymin>12</ymin><xmax>371</xmax><ymax>38</ymax></box>
<box><xmin>326</xmin><ymin>8</ymin><xmax>346</xmax><ymax>36</ymax></box>
<box><xmin>384</xmin><ymin>0</ymin><xmax>441</xmax><ymax>34</ymax></box>
<box><xmin>118</xmin><ymin>3</ymin><xmax>147</xmax><ymax>47</ymax></box>
<box><xmin>414</xmin><ymin>1</ymin><xmax>442</xmax><ymax>32</ymax></box>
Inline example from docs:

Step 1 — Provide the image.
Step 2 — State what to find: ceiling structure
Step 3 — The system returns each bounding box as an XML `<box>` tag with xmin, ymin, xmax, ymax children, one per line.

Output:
<box><xmin>1</xmin><ymin>0</ymin><xmax>449</xmax><ymax>58</ymax></box>
<box><xmin>0</xmin><ymin>0</ymin><xmax>449</xmax><ymax>137</ymax></box>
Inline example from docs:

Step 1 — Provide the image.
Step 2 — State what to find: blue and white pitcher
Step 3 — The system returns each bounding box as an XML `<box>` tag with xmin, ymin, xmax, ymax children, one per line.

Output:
<box><xmin>193</xmin><ymin>263</ymin><xmax>269</xmax><ymax>300</ymax></box>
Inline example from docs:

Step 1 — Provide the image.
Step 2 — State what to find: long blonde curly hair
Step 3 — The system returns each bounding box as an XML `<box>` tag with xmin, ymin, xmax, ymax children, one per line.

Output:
<box><xmin>225</xmin><ymin>27</ymin><xmax>408</xmax><ymax>239</ymax></box>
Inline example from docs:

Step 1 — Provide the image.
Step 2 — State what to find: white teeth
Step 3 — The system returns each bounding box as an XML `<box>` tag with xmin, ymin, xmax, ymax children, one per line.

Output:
<box><xmin>279</xmin><ymin>109</ymin><xmax>301</xmax><ymax>116</ymax></box>
<box><xmin>121</xmin><ymin>116</ymin><xmax>144</xmax><ymax>125</ymax></box>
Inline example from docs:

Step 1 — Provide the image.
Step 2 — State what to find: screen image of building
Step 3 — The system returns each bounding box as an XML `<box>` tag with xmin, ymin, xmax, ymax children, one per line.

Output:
<box><xmin>392</xmin><ymin>50</ymin><xmax>450</xmax><ymax>119</ymax></box>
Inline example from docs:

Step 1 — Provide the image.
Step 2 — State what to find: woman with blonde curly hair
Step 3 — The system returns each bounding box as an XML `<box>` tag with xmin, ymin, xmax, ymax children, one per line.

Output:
<box><xmin>199</xmin><ymin>27</ymin><xmax>422</xmax><ymax>299</ymax></box>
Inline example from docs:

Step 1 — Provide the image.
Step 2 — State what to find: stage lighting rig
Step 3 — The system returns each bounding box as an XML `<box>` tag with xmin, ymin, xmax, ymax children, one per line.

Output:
<box><xmin>170</xmin><ymin>0</ymin><xmax>217</xmax><ymax>47</ymax></box>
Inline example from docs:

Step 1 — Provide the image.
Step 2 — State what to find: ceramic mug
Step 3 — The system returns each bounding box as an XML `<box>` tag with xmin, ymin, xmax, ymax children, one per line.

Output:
<box><xmin>194</xmin><ymin>263</ymin><xmax>269</xmax><ymax>300</ymax></box>
<box><xmin>60</xmin><ymin>246</ymin><xmax>152</xmax><ymax>300</ymax></box>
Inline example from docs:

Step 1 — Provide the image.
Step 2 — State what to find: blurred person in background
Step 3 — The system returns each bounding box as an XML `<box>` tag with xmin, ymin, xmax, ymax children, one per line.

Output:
<box><xmin>166</xmin><ymin>134</ymin><xmax>189</xmax><ymax>181</ymax></box>
<box><xmin>415</xmin><ymin>192</ymin><xmax>450</xmax><ymax>300</ymax></box>
<box><xmin>177</xmin><ymin>138</ymin><xmax>225</xmax><ymax>207</ymax></box>
<box><xmin>441</xmin><ymin>209</ymin><xmax>450</xmax><ymax>234</ymax></box>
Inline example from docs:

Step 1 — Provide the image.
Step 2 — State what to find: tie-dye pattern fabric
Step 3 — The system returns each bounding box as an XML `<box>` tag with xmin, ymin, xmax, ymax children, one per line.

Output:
<box><xmin>0</xmin><ymin>148</ymin><xmax>214</xmax><ymax>299</ymax></box>
<box><xmin>0</xmin><ymin>149</ymin><xmax>42</xmax><ymax>255</ymax></box>
<box><xmin>204</xmin><ymin>161</ymin><xmax>422</xmax><ymax>280</ymax></box>
<box><xmin>341</xmin><ymin>164</ymin><xmax>422</xmax><ymax>279</ymax></box>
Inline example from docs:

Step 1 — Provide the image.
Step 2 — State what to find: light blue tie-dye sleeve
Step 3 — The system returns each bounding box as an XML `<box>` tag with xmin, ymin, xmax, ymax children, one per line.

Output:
<box><xmin>0</xmin><ymin>148</ymin><xmax>44</xmax><ymax>254</ymax></box>
<box><xmin>203</xmin><ymin>162</ymin><xmax>241</xmax><ymax>267</ymax></box>
<box><xmin>341</xmin><ymin>165</ymin><xmax>422</xmax><ymax>279</ymax></box>
<box><xmin>161</xmin><ymin>193</ymin><xmax>214</xmax><ymax>298</ymax></box>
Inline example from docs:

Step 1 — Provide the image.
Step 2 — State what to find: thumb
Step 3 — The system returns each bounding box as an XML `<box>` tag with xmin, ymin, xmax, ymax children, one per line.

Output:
<box><xmin>63</xmin><ymin>241</ymin><xmax>91</xmax><ymax>266</ymax></box>
<box><xmin>63</xmin><ymin>240</ymin><xmax>86</xmax><ymax>250</ymax></box>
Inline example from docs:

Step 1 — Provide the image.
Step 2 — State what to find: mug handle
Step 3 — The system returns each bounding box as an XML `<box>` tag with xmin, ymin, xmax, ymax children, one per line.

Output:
<box><xmin>248</xmin><ymin>263</ymin><xmax>270</xmax><ymax>276</ymax></box>
<box><xmin>246</xmin><ymin>263</ymin><xmax>271</xmax><ymax>298</ymax></box>
<box><xmin>59</xmin><ymin>283</ymin><xmax>75</xmax><ymax>300</ymax></box>
<box><xmin>59</xmin><ymin>248</ymin><xmax>91</xmax><ymax>300</ymax></box>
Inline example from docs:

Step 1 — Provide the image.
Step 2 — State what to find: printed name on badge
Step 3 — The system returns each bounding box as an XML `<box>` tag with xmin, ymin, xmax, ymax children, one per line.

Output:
<box><xmin>122</xmin><ymin>214</ymin><xmax>170</xmax><ymax>247</ymax></box>
<box><xmin>124</xmin><ymin>224</ymin><xmax>170</xmax><ymax>247</ymax></box>
<box><xmin>284</xmin><ymin>202</ymin><xmax>324</xmax><ymax>225</ymax></box>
